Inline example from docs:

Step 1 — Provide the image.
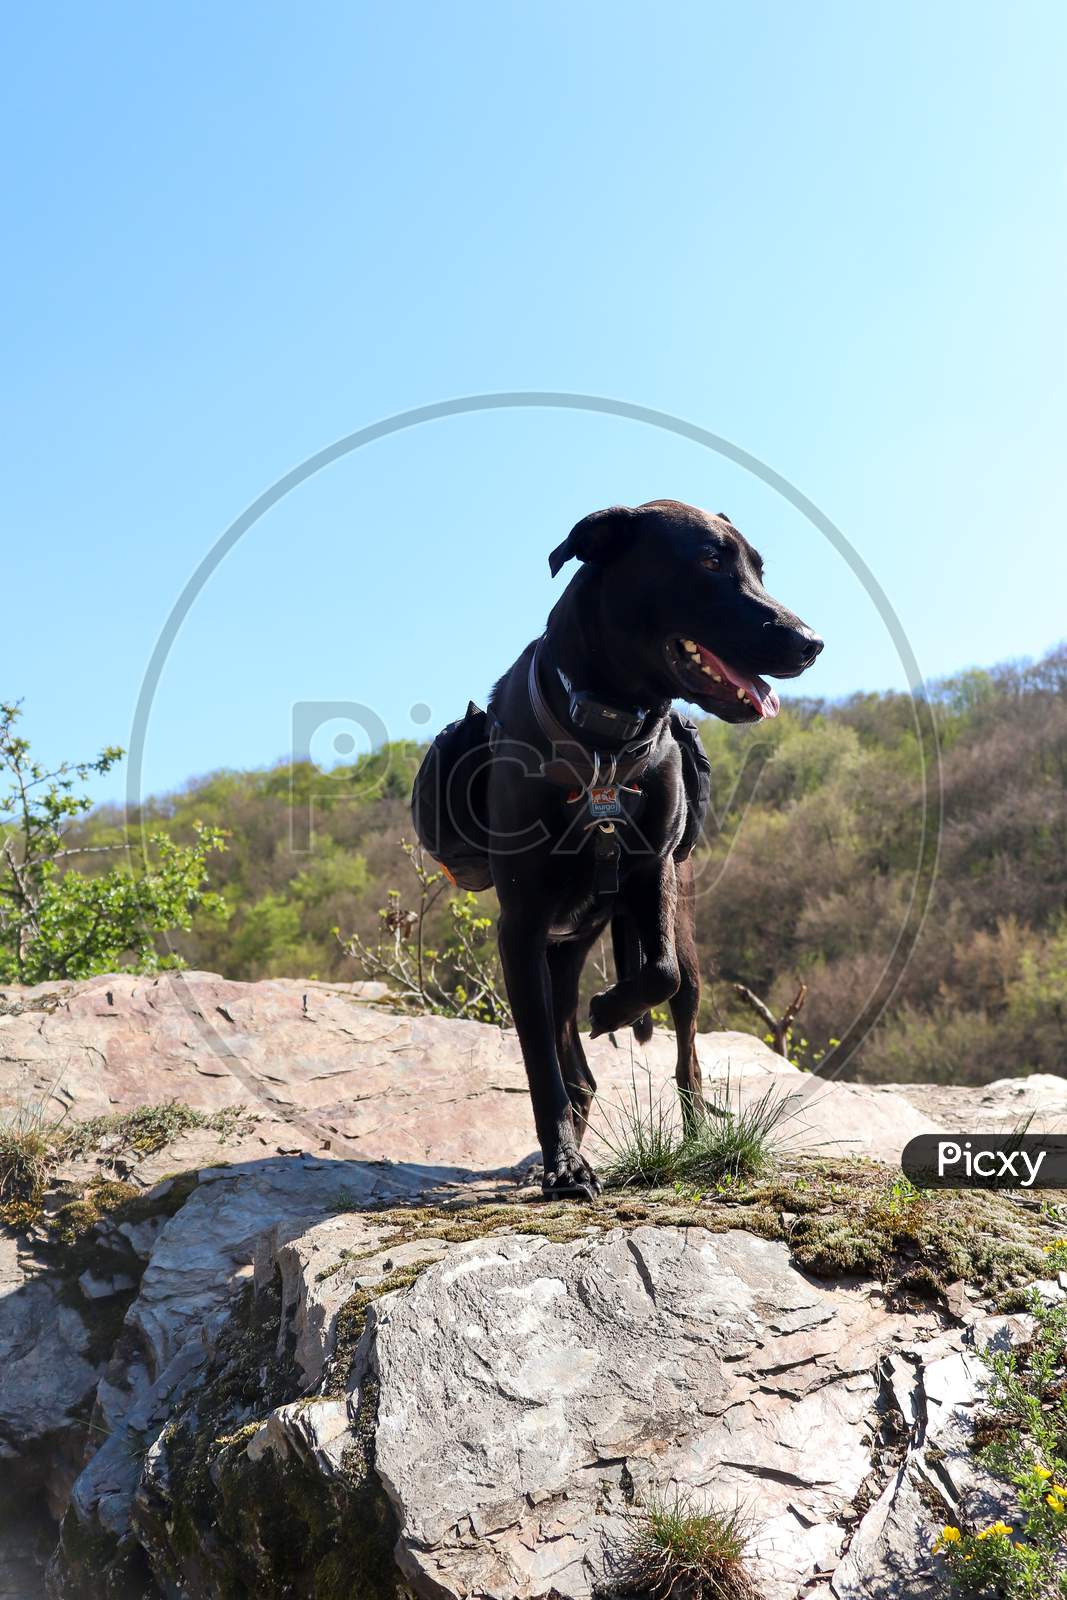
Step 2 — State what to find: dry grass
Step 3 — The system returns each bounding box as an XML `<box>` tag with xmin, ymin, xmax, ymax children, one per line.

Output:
<box><xmin>0</xmin><ymin>1099</ymin><xmax>256</xmax><ymax>1228</ymax></box>
<box><xmin>0</xmin><ymin>1119</ymin><xmax>51</xmax><ymax>1225</ymax></box>
<box><xmin>600</xmin><ymin>1491</ymin><xmax>764</xmax><ymax>1600</ymax></box>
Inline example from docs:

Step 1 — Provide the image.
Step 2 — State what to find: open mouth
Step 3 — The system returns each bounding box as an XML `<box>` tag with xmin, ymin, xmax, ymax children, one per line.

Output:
<box><xmin>666</xmin><ymin>638</ymin><xmax>781</xmax><ymax>720</ymax></box>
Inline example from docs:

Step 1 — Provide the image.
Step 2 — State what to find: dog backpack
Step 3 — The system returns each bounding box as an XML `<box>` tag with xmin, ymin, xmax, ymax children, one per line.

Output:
<box><xmin>670</xmin><ymin>711</ymin><xmax>712</xmax><ymax>861</ymax></box>
<box><xmin>410</xmin><ymin>702</ymin><xmax>494</xmax><ymax>892</ymax></box>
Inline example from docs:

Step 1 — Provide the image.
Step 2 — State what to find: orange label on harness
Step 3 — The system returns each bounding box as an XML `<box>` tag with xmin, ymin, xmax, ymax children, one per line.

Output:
<box><xmin>589</xmin><ymin>786</ymin><xmax>622</xmax><ymax>819</ymax></box>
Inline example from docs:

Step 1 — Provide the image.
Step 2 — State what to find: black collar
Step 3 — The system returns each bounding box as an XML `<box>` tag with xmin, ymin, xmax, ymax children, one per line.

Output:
<box><xmin>493</xmin><ymin>638</ymin><xmax>666</xmax><ymax>789</ymax></box>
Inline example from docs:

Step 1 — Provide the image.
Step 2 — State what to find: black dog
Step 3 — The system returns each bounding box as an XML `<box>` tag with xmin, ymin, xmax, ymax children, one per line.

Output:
<box><xmin>480</xmin><ymin>500</ymin><xmax>822</xmax><ymax>1199</ymax></box>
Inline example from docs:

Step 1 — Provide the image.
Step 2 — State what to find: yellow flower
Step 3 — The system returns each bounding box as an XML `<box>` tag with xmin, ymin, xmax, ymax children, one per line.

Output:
<box><xmin>1035</xmin><ymin>1465</ymin><xmax>1053</xmax><ymax>1480</ymax></box>
<box><xmin>940</xmin><ymin>1526</ymin><xmax>962</xmax><ymax>1544</ymax></box>
<box><xmin>1046</xmin><ymin>1494</ymin><xmax>1065</xmax><ymax>1512</ymax></box>
<box><xmin>976</xmin><ymin>1521</ymin><xmax>1013</xmax><ymax>1540</ymax></box>
<box><xmin>1053</xmin><ymin>1484</ymin><xmax>1067</xmax><ymax>1498</ymax></box>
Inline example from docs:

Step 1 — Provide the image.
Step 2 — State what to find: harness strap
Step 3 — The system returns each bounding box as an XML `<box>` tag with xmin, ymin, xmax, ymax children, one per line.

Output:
<box><xmin>592</xmin><ymin>822</ymin><xmax>620</xmax><ymax>900</ymax></box>
<box><xmin>487</xmin><ymin>641</ymin><xmax>665</xmax><ymax>901</ymax></box>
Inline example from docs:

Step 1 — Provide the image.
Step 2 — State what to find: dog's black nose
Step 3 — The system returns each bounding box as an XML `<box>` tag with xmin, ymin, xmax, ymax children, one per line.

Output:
<box><xmin>764</xmin><ymin>620</ymin><xmax>824</xmax><ymax>668</ymax></box>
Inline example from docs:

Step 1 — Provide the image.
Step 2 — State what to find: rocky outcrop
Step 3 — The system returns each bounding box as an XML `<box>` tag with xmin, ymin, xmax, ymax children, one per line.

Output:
<box><xmin>0</xmin><ymin>970</ymin><xmax>940</xmax><ymax>1173</ymax></box>
<box><xmin>1</xmin><ymin>973</ymin><xmax>1062</xmax><ymax>1598</ymax></box>
<box><xmin>44</xmin><ymin>1195</ymin><xmax>1025</xmax><ymax>1600</ymax></box>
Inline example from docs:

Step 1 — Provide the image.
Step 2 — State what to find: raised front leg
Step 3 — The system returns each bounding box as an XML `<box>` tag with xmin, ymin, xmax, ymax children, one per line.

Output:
<box><xmin>497</xmin><ymin>907</ymin><xmax>601</xmax><ymax>1199</ymax></box>
<box><xmin>588</xmin><ymin>857</ymin><xmax>681</xmax><ymax>1039</ymax></box>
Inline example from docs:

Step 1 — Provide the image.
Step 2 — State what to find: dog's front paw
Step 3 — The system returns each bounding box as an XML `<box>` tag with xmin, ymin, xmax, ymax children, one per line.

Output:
<box><xmin>543</xmin><ymin>1148</ymin><xmax>602</xmax><ymax>1203</ymax></box>
<box><xmin>588</xmin><ymin>989</ymin><xmax>616</xmax><ymax>1039</ymax></box>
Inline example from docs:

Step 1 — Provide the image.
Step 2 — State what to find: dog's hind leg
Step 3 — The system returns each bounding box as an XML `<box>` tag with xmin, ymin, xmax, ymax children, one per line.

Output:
<box><xmin>669</xmin><ymin>859</ymin><xmax>705</xmax><ymax>1134</ymax></box>
<box><xmin>611</xmin><ymin>911</ymin><xmax>653</xmax><ymax>1044</ymax></box>
<box><xmin>548</xmin><ymin>939</ymin><xmax>598</xmax><ymax>1145</ymax></box>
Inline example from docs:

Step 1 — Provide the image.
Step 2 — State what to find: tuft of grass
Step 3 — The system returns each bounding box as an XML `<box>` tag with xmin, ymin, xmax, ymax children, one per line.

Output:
<box><xmin>675</xmin><ymin>1081</ymin><xmax>796</xmax><ymax>1189</ymax></box>
<box><xmin>593</xmin><ymin>1063</ymin><xmax>683</xmax><ymax>1188</ymax></box>
<box><xmin>0</xmin><ymin>1099</ymin><xmax>256</xmax><ymax>1231</ymax></box>
<box><xmin>595</xmin><ymin>1067</ymin><xmax>797</xmax><ymax>1193</ymax></box>
<box><xmin>0</xmin><ymin>1121</ymin><xmax>51</xmax><ymax>1224</ymax></box>
<box><xmin>600</xmin><ymin>1491</ymin><xmax>764</xmax><ymax>1600</ymax></box>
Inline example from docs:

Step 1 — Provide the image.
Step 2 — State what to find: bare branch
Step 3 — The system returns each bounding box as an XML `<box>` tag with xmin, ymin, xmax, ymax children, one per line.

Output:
<box><xmin>733</xmin><ymin>983</ymin><xmax>776</xmax><ymax>1032</ymax></box>
<box><xmin>734</xmin><ymin>979</ymin><xmax>807</xmax><ymax>1057</ymax></box>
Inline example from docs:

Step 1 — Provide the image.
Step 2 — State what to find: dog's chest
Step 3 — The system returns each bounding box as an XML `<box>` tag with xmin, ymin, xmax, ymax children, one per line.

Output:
<box><xmin>548</xmin><ymin>898</ymin><xmax>608</xmax><ymax>942</ymax></box>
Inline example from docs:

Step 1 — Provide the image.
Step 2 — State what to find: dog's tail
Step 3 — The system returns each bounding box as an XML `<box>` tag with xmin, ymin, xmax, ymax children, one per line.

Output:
<box><xmin>611</xmin><ymin>911</ymin><xmax>653</xmax><ymax>1043</ymax></box>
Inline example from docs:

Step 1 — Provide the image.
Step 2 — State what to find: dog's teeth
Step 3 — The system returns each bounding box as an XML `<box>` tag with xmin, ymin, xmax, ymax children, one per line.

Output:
<box><xmin>711</xmin><ymin>673</ymin><xmax>722</xmax><ymax>683</ymax></box>
<box><xmin>701</xmin><ymin>665</ymin><xmax>713</xmax><ymax>676</ymax></box>
<box><xmin>682</xmin><ymin>640</ymin><xmax>698</xmax><ymax>654</ymax></box>
<box><xmin>736</xmin><ymin>687</ymin><xmax>747</xmax><ymax>701</ymax></box>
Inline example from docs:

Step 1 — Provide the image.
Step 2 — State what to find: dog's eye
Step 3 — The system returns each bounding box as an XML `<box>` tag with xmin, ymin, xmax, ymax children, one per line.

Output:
<box><xmin>699</xmin><ymin>553</ymin><xmax>721</xmax><ymax>571</ymax></box>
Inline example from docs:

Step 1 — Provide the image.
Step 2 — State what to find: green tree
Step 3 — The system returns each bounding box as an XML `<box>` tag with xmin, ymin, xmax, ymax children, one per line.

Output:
<box><xmin>0</xmin><ymin>702</ymin><xmax>227</xmax><ymax>983</ymax></box>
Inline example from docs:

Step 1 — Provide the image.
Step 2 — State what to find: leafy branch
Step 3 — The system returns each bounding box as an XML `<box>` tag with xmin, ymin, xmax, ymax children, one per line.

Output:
<box><xmin>338</xmin><ymin>841</ymin><xmax>510</xmax><ymax>1026</ymax></box>
<box><xmin>0</xmin><ymin>701</ymin><xmax>227</xmax><ymax>983</ymax></box>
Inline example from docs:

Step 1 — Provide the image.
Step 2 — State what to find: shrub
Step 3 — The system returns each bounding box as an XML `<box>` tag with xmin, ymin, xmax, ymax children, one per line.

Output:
<box><xmin>339</xmin><ymin>842</ymin><xmax>510</xmax><ymax>1025</ymax></box>
<box><xmin>932</xmin><ymin>1289</ymin><xmax>1067</xmax><ymax>1596</ymax></box>
<box><xmin>0</xmin><ymin>703</ymin><xmax>226</xmax><ymax>982</ymax></box>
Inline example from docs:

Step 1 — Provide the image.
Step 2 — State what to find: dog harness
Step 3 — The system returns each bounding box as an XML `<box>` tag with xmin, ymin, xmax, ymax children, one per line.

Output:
<box><xmin>412</xmin><ymin>659</ymin><xmax>711</xmax><ymax>899</ymax></box>
<box><xmin>490</xmin><ymin>640</ymin><xmax>668</xmax><ymax>901</ymax></box>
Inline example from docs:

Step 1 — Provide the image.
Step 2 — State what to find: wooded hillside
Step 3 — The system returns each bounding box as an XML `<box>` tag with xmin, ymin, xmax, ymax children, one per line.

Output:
<box><xmin>81</xmin><ymin>645</ymin><xmax>1067</xmax><ymax>1085</ymax></box>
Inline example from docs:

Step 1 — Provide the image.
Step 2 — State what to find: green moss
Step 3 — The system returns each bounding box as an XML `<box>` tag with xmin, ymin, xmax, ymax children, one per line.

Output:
<box><xmin>755</xmin><ymin>1167</ymin><xmax>1055</xmax><ymax>1300</ymax></box>
<box><xmin>198</xmin><ymin>1381</ymin><xmax>405</xmax><ymax>1600</ymax></box>
<box><xmin>145</xmin><ymin>1276</ymin><xmax>408</xmax><ymax>1599</ymax></box>
<box><xmin>326</xmin><ymin>1263</ymin><xmax>427</xmax><ymax>1397</ymax></box>
<box><xmin>53</xmin><ymin>1505</ymin><xmax>155</xmax><ymax>1600</ymax></box>
<box><xmin>0</xmin><ymin>1099</ymin><xmax>255</xmax><ymax>1240</ymax></box>
<box><xmin>20</xmin><ymin>1169</ymin><xmax>208</xmax><ymax>1380</ymax></box>
<box><xmin>49</xmin><ymin>1177</ymin><xmax>140</xmax><ymax>1245</ymax></box>
<box><xmin>331</xmin><ymin>1160</ymin><xmax>1067</xmax><ymax>1310</ymax></box>
<box><xmin>0</xmin><ymin>1197</ymin><xmax>42</xmax><ymax>1229</ymax></box>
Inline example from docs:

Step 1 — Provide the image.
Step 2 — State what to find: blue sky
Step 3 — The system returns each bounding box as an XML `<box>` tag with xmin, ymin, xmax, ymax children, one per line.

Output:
<box><xmin>3</xmin><ymin>2</ymin><xmax>1065</xmax><ymax>807</ymax></box>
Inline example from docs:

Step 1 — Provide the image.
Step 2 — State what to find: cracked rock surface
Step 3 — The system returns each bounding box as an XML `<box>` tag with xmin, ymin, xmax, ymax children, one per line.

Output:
<box><xmin>368</xmin><ymin>1225</ymin><xmax>986</xmax><ymax>1600</ymax></box>
<box><xmin>45</xmin><ymin>1198</ymin><xmax>1015</xmax><ymax>1600</ymax></box>
<box><xmin>0</xmin><ymin>977</ymin><xmax>1047</xmax><ymax>1597</ymax></box>
<box><xmin>0</xmin><ymin>970</ymin><xmax>936</xmax><ymax>1171</ymax></box>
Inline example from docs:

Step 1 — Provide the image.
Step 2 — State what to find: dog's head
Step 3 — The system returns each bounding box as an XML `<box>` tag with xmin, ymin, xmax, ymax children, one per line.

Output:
<box><xmin>548</xmin><ymin>499</ymin><xmax>823</xmax><ymax>723</ymax></box>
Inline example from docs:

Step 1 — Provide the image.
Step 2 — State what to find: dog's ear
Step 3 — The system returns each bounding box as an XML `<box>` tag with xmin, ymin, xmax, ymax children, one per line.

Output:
<box><xmin>548</xmin><ymin>506</ymin><xmax>636</xmax><ymax>578</ymax></box>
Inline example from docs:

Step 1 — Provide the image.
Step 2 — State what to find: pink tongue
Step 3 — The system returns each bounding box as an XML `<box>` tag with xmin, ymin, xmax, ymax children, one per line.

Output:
<box><xmin>696</xmin><ymin>645</ymin><xmax>780</xmax><ymax>719</ymax></box>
